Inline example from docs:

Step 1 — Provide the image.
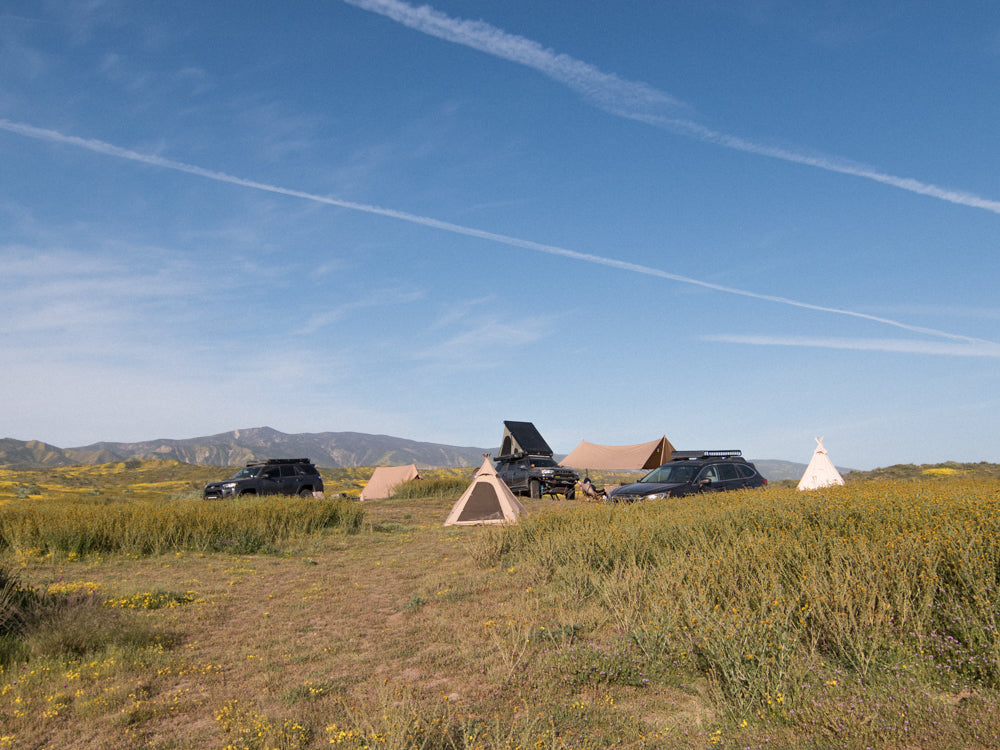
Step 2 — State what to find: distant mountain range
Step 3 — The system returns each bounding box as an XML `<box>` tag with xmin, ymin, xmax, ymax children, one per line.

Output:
<box><xmin>0</xmin><ymin>427</ymin><xmax>493</xmax><ymax>469</ymax></box>
<box><xmin>0</xmin><ymin>427</ymin><xmax>816</xmax><ymax>480</ymax></box>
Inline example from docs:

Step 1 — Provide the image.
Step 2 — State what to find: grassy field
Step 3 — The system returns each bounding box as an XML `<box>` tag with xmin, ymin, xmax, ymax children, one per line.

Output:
<box><xmin>0</xmin><ymin>462</ymin><xmax>999</xmax><ymax>748</ymax></box>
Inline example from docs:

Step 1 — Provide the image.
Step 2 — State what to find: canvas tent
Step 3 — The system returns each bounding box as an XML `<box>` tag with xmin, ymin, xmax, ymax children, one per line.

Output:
<box><xmin>797</xmin><ymin>438</ymin><xmax>845</xmax><ymax>491</ymax></box>
<box><xmin>560</xmin><ymin>436</ymin><xmax>676</xmax><ymax>471</ymax></box>
<box><xmin>444</xmin><ymin>457</ymin><xmax>525</xmax><ymax>526</ymax></box>
<box><xmin>359</xmin><ymin>464</ymin><xmax>421</xmax><ymax>501</ymax></box>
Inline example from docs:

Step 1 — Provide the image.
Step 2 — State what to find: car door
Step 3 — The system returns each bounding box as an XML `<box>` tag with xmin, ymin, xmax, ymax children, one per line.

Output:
<box><xmin>512</xmin><ymin>459</ymin><xmax>530</xmax><ymax>491</ymax></box>
<box><xmin>718</xmin><ymin>462</ymin><xmax>741</xmax><ymax>491</ymax></box>
<box><xmin>696</xmin><ymin>464</ymin><xmax>722</xmax><ymax>492</ymax></box>
<box><xmin>259</xmin><ymin>466</ymin><xmax>282</xmax><ymax>495</ymax></box>
<box><xmin>279</xmin><ymin>464</ymin><xmax>300</xmax><ymax>494</ymax></box>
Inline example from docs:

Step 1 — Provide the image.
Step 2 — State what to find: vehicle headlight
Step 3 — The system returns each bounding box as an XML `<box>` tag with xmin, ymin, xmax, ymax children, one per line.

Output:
<box><xmin>222</xmin><ymin>482</ymin><xmax>237</xmax><ymax>489</ymax></box>
<box><xmin>541</xmin><ymin>469</ymin><xmax>554</xmax><ymax>475</ymax></box>
<box><xmin>643</xmin><ymin>492</ymin><xmax>669</xmax><ymax>501</ymax></box>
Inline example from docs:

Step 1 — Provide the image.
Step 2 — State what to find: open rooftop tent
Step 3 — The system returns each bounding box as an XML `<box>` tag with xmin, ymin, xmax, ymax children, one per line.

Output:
<box><xmin>559</xmin><ymin>436</ymin><xmax>676</xmax><ymax>471</ymax></box>
<box><xmin>498</xmin><ymin>421</ymin><xmax>553</xmax><ymax>458</ymax></box>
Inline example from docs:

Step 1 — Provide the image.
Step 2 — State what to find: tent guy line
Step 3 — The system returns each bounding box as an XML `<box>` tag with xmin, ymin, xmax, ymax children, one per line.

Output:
<box><xmin>344</xmin><ymin>0</ymin><xmax>1000</xmax><ymax>217</ymax></box>
<box><xmin>1</xmin><ymin>117</ymin><xmax>993</xmax><ymax>353</ymax></box>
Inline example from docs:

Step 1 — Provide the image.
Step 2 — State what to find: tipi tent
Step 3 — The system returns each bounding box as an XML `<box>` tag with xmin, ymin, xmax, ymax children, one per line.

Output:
<box><xmin>359</xmin><ymin>464</ymin><xmax>421</xmax><ymax>501</ymax></box>
<box><xmin>797</xmin><ymin>438</ymin><xmax>845</xmax><ymax>491</ymax></box>
<box><xmin>444</xmin><ymin>457</ymin><xmax>525</xmax><ymax>526</ymax></box>
<box><xmin>560</xmin><ymin>436</ymin><xmax>675</xmax><ymax>471</ymax></box>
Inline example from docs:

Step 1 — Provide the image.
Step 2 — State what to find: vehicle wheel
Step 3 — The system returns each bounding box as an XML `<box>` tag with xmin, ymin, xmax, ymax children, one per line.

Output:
<box><xmin>529</xmin><ymin>479</ymin><xmax>541</xmax><ymax>499</ymax></box>
<box><xmin>299</xmin><ymin>487</ymin><xmax>312</xmax><ymax>497</ymax></box>
<box><xmin>565</xmin><ymin>488</ymin><xmax>575</xmax><ymax>500</ymax></box>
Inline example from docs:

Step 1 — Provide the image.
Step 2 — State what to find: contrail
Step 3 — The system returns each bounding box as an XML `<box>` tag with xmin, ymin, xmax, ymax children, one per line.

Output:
<box><xmin>704</xmin><ymin>335</ymin><xmax>1000</xmax><ymax>358</ymax></box>
<box><xmin>0</xmin><ymin>117</ymin><xmax>992</xmax><ymax>347</ymax></box>
<box><xmin>344</xmin><ymin>0</ymin><xmax>1000</xmax><ymax>216</ymax></box>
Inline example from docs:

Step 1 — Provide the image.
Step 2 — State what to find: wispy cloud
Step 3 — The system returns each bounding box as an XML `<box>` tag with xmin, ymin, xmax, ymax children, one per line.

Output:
<box><xmin>704</xmin><ymin>334</ymin><xmax>1000</xmax><ymax>358</ymax></box>
<box><xmin>297</xmin><ymin>286</ymin><xmax>425</xmax><ymax>335</ymax></box>
<box><xmin>2</xmin><ymin>117</ymin><xmax>993</xmax><ymax>350</ymax></box>
<box><xmin>344</xmin><ymin>0</ymin><xmax>1000</xmax><ymax>216</ymax></box>
<box><xmin>415</xmin><ymin>315</ymin><xmax>551</xmax><ymax>370</ymax></box>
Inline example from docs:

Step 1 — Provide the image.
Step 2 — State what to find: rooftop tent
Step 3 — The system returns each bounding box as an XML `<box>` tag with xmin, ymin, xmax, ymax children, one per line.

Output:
<box><xmin>797</xmin><ymin>438</ymin><xmax>845</xmax><ymax>491</ymax></box>
<box><xmin>559</xmin><ymin>436</ymin><xmax>676</xmax><ymax>471</ymax></box>
<box><xmin>444</xmin><ymin>457</ymin><xmax>525</xmax><ymax>526</ymax></box>
<box><xmin>359</xmin><ymin>464</ymin><xmax>421</xmax><ymax>501</ymax></box>
<box><xmin>499</xmin><ymin>421</ymin><xmax>553</xmax><ymax>458</ymax></box>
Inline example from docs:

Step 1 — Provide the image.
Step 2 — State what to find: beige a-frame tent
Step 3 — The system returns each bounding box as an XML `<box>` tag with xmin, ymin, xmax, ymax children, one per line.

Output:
<box><xmin>444</xmin><ymin>457</ymin><xmax>525</xmax><ymax>526</ymax></box>
<box><xmin>797</xmin><ymin>438</ymin><xmax>845</xmax><ymax>491</ymax></box>
<box><xmin>559</xmin><ymin>436</ymin><xmax>675</xmax><ymax>471</ymax></box>
<box><xmin>359</xmin><ymin>464</ymin><xmax>421</xmax><ymax>501</ymax></box>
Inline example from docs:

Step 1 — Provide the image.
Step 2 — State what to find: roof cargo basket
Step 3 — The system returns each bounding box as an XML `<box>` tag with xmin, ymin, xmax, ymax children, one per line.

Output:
<box><xmin>247</xmin><ymin>458</ymin><xmax>312</xmax><ymax>467</ymax></box>
<box><xmin>670</xmin><ymin>450</ymin><xmax>742</xmax><ymax>460</ymax></box>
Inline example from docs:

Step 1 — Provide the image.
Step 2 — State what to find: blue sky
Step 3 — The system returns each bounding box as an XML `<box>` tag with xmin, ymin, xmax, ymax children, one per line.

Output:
<box><xmin>1</xmin><ymin>1</ymin><xmax>998</xmax><ymax>469</ymax></box>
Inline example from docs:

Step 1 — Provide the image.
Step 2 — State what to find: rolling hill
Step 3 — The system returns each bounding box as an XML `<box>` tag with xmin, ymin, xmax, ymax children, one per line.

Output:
<box><xmin>0</xmin><ymin>427</ymin><xmax>493</xmax><ymax>469</ymax></box>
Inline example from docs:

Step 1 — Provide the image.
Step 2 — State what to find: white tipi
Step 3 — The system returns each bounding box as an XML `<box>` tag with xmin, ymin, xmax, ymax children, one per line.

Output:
<box><xmin>444</xmin><ymin>457</ymin><xmax>525</xmax><ymax>526</ymax></box>
<box><xmin>797</xmin><ymin>437</ymin><xmax>845</xmax><ymax>491</ymax></box>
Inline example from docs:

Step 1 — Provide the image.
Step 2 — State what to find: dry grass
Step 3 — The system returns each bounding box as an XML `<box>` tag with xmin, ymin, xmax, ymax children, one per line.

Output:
<box><xmin>0</xmin><ymin>464</ymin><xmax>998</xmax><ymax>749</ymax></box>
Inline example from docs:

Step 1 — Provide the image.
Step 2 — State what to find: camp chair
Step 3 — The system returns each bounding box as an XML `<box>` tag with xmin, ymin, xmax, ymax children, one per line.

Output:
<box><xmin>580</xmin><ymin>477</ymin><xmax>607</xmax><ymax>501</ymax></box>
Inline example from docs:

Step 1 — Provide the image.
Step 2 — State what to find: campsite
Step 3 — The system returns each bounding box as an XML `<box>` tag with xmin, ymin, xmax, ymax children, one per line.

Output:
<box><xmin>1</xmin><ymin>459</ymin><xmax>999</xmax><ymax>749</ymax></box>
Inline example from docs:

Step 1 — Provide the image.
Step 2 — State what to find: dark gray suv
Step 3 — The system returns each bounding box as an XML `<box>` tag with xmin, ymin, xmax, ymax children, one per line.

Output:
<box><xmin>203</xmin><ymin>458</ymin><xmax>324</xmax><ymax>499</ymax></box>
<box><xmin>493</xmin><ymin>420</ymin><xmax>579</xmax><ymax>499</ymax></box>
<box><xmin>495</xmin><ymin>454</ymin><xmax>580</xmax><ymax>499</ymax></box>
<box><xmin>608</xmin><ymin>450</ymin><xmax>767</xmax><ymax>502</ymax></box>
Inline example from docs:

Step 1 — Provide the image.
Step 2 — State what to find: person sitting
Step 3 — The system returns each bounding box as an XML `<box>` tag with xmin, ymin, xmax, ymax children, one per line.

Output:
<box><xmin>581</xmin><ymin>476</ymin><xmax>607</xmax><ymax>501</ymax></box>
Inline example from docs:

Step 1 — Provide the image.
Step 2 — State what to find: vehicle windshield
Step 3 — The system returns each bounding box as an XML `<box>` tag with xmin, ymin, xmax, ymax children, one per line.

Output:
<box><xmin>528</xmin><ymin>458</ymin><xmax>558</xmax><ymax>468</ymax></box>
<box><xmin>229</xmin><ymin>466</ymin><xmax>262</xmax><ymax>479</ymax></box>
<box><xmin>639</xmin><ymin>464</ymin><xmax>699</xmax><ymax>484</ymax></box>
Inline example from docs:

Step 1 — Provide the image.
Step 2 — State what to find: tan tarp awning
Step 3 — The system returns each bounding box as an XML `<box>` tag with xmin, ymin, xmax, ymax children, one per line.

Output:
<box><xmin>559</xmin><ymin>436</ymin><xmax>675</xmax><ymax>471</ymax></box>
<box><xmin>359</xmin><ymin>464</ymin><xmax>421</xmax><ymax>501</ymax></box>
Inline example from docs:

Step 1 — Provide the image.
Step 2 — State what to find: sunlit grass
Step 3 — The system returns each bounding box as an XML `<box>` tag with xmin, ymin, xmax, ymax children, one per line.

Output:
<box><xmin>0</xmin><ymin>460</ymin><xmax>998</xmax><ymax>748</ymax></box>
<box><xmin>0</xmin><ymin>494</ymin><xmax>364</xmax><ymax>557</ymax></box>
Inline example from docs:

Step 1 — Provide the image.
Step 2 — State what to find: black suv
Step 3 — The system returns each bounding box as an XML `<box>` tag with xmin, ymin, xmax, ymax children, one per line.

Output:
<box><xmin>493</xmin><ymin>420</ymin><xmax>579</xmax><ymax>499</ymax></box>
<box><xmin>203</xmin><ymin>458</ymin><xmax>324</xmax><ymax>499</ymax></box>
<box><xmin>495</xmin><ymin>454</ymin><xmax>580</xmax><ymax>499</ymax></box>
<box><xmin>608</xmin><ymin>450</ymin><xmax>766</xmax><ymax>502</ymax></box>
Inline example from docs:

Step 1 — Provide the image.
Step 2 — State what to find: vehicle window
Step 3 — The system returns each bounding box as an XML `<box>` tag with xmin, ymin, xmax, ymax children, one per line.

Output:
<box><xmin>262</xmin><ymin>468</ymin><xmax>280</xmax><ymax>479</ymax></box>
<box><xmin>641</xmin><ymin>464</ymin><xmax>698</xmax><ymax>484</ymax></box>
<box><xmin>719</xmin><ymin>463</ymin><xmax>738</xmax><ymax>481</ymax></box>
<box><xmin>737</xmin><ymin>464</ymin><xmax>757</xmax><ymax>478</ymax></box>
<box><xmin>298</xmin><ymin>465</ymin><xmax>318</xmax><ymax>476</ymax></box>
<box><xmin>698</xmin><ymin>466</ymin><xmax>720</xmax><ymax>482</ymax></box>
<box><xmin>231</xmin><ymin>466</ymin><xmax>261</xmax><ymax>479</ymax></box>
<box><xmin>280</xmin><ymin>465</ymin><xmax>296</xmax><ymax>477</ymax></box>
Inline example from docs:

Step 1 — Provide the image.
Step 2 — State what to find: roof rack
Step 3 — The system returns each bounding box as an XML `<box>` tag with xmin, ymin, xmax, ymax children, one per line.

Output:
<box><xmin>246</xmin><ymin>458</ymin><xmax>312</xmax><ymax>466</ymax></box>
<box><xmin>670</xmin><ymin>450</ymin><xmax>742</xmax><ymax>460</ymax></box>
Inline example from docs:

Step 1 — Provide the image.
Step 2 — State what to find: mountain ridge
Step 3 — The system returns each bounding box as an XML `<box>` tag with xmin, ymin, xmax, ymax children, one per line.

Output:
<box><xmin>0</xmin><ymin>427</ymin><xmax>493</xmax><ymax>470</ymax></box>
<box><xmin>0</xmin><ymin>428</ymin><xmax>819</xmax><ymax>479</ymax></box>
